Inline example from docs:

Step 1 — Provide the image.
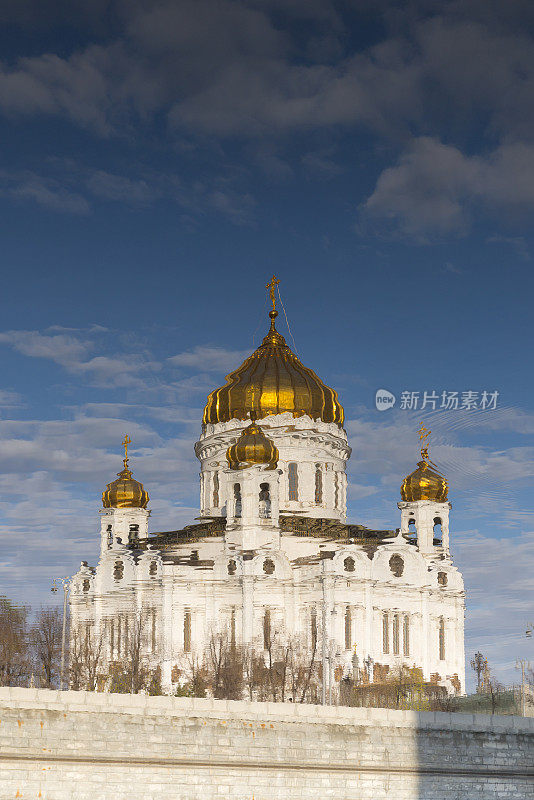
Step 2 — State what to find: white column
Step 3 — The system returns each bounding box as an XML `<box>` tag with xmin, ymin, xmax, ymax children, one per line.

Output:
<box><xmin>421</xmin><ymin>592</ymin><xmax>429</xmax><ymax>680</ymax></box>
<box><xmin>364</xmin><ymin>583</ymin><xmax>373</xmax><ymax>661</ymax></box>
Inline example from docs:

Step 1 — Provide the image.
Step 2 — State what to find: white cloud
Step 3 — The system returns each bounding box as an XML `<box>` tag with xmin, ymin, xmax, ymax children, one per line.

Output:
<box><xmin>0</xmin><ymin>329</ymin><xmax>159</xmax><ymax>388</ymax></box>
<box><xmin>169</xmin><ymin>345</ymin><xmax>250</xmax><ymax>372</ymax></box>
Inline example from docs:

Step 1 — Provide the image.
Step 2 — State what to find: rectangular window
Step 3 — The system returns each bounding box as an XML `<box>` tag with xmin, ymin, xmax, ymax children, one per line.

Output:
<box><xmin>315</xmin><ymin>464</ymin><xmax>323</xmax><ymax>504</ymax></box>
<box><xmin>403</xmin><ymin>615</ymin><xmax>410</xmax><ymax>656</ymax></box>
<box><xmin>345</xmin><ymin>606</ymin><xmax>352</xmax><ymax>650</ymax></box>
<box><xmin>382</xmin><ymin>612</ymin><xmax>389</xmax><ymax>654</ymax></box>
<box><xmin>393</xmin><ymin>614</ymin><xmax>400</xmax><ymax>655</ymax></box>
<box><xmin>311</xmin><ymin>607</ymin><xmax>317</xmax><ymax>650</ymax></box>
<box><xmin>439</xmin><ymin>618</ymin><xmax>445</xmax><ymax>661</ymax></box>
<box><xmin>288</xmin><ymin>463</ymin><xmax>298</xmax><ymax>501</ymax></box>
<box><xmin>212</xmin><ymin>472</ymin><xmax>219</xmax><ymax>507</ymax></box>
<box><xmin>184</xmin><ymin>609</ymin><xmax>191</xmax><ymax>652</ymax></box>
<box><xmin>231</xmin><ymin>607</ymin><xmax>236</xmax><ymax>649</ymax></box>
<box><xmin>263</xmin><ymin>609</ymin><xmax>271</xmax><ymax>650</ymax></box>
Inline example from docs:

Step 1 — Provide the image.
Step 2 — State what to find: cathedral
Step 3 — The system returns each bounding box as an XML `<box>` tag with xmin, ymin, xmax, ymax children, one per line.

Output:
<box><xmin>70</xmin><ymin>279</ymin><xmax>466</xmax><ymax>696</ymax></box>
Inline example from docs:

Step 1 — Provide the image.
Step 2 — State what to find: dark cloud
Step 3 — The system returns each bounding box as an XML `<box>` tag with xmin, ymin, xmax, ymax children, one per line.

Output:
<box><xmin>0</xmin><ymin>1</ymin><xmax>532</xmax><ymax>235</ymax></box>
<box><xmin>361</xmin><ymin>137</ymin><xmax>534</xmax><ymax>238</ymax></box>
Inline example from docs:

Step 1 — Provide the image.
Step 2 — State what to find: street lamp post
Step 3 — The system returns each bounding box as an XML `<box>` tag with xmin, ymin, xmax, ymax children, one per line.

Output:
<box><xmin>51</xmin><ymin>577</ymin><xmax>71</xmax><ymax>691</ymax></box>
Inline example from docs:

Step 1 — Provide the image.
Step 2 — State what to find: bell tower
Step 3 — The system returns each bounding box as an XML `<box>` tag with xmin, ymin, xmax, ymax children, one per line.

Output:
<box><xmin>398</xmin><ymin>424</ymin><xmax>450</xmax><ymax>555</ymax></box>
<box><xmin>100</xmin><ymin>435</ymin><xmax>150</xmax><ymax>555</ymax></box>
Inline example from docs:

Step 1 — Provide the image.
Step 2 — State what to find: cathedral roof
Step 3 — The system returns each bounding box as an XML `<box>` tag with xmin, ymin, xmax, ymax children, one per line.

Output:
<box><xmin>203</xmin><ymin>277</ymin><xmax>344</xmax><ymax>427</ymax></box>
<box><xmin>102</xmin><ymin>436</ymin><xmax>149</xmax><ymax>509</ymax></box>
<box><xmin>400</xmin><ymin>424</ymin><xmax>448</xmax><ymax>503</ymax></box>
<box><xmin>226</xmin><ymin>422</ymin><xmax>279</xmax><ymax>470</ymax></box>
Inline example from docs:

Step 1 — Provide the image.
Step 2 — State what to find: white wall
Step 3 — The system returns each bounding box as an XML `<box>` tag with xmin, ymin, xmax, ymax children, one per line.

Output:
<box><xmin>0</xmin><ymin>688</ymin><xmax>532</xmax><ymax>800</ymax></box>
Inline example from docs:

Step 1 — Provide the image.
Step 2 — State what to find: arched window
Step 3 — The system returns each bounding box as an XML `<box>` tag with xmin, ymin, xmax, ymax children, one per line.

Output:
<box><xmin>263</xmin><ymin>609</ymin><xmax>271</xmax><ymax>650</ymax></box>
<box><xmin>334</xmin><ymin>473</ymin><xmax>339</xmax><ymax>508</ymax></box>
<box><xmin>233</xmin><ymin>483</ymin><xmax>241</xmax><ymax>518</ymax></box>
<box><xmin>263</xmin><ymin>558</ymin><xmax>275</xmax><ymax>575</ymax></box>
<box><xmin>311</xmin><ymin>607</ymin><xmax>317</xmax><ymax>650</ymax></box>
<box><xmin>212</xmin><ymin>472</ymin><xmax>219</xmax><ymax>507</ymax></box>
<box><xmin>113</xmin><ymin>561</ymin><xmax>124</xmax><ymax>581</ymax></box>
<box><xmin>439</xmin><ymin>617</ymin><xmax>445</xmax><ymax>660</ymax></box>
<box><xmin>259</xmin><ymin>483</ymin><xmax>271</xmax><ymax>518</ymax></box>
<box><xmin>149</xmin><ymin>560</ymin><xmax>158</xmax><ymax>577</ymax></box>
<box><xmin>128</xmin><ymin>524</ymin><xmax>139</xmax><ymax>545</ymax></box>
<box><xmin>82</xmin><ymin>579</ymin><xmax>90</xmax><ymax>593</ymax></box>
<box><xmin>389</xmin><ymin>555</ymin><xmax>404</xmax><ymax>577</ymax></box>
<box><xmin>408</xmin><ymin>518</ymin><xmax>416</xmax><ymax>536</ymax></box>
<box><xmin>433</xmin><ymin>518</ymin><xmax>443</xmax><ymax>541</ymax></box>
<box><xmin>382</xmin><ymin>612</ymin><xmax>389</xmax><ymax>654</ymax></box>
<box><xmin>184</xmin><ymin>609</ymin><xmax>191</xmax><ymax>652</ymax></box>
<box><xmin>315</xmin><ymin>464</ymin><xmax>323</xmax><ymax>504</ymax></box>
<box><xmin>345</xmin><ymin>606</ymin><xmax>352</xmax><ymax>650</ymax></box>
<box><xmin>288</xmin><ymin>462</ymin><xmax>298</xmax><ymax>501</ymax></box>
<box><xmin>403</xmin><ymin>615</ymin><xmax>410</xmax><ymax>656</ymax></box>
<box><xmin>344</xmin><ymin>556</ymin><xmax>355</xmax><ymax>573</ymax></box>
<box><xmin>106</xmin><ymin>524</ymin><xmax>113</xmax><ymax>549</ymax></box>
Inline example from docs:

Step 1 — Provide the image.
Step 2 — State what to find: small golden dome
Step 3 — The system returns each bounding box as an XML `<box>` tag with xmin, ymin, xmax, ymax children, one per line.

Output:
<box><xmin>203</xmin><ymin>286</ymin><xmax>344</xmax><ymax>427</ymax></box>
<box><xmin>400</xmin><ymin>461</ymin><xmax>448</xmax><ymax>502</ymax></box>
<box><xmin>226</xmin><ymin>422</ymin><xmax>279</xmax><ymax>470</ymax></box>
<box><xmin>102</xmin><ymin>436</ymin><xmax>149</xmax><ymax>509</ymax></box>
<box><xmin>400</xmin><ymin>424</ymin><xmax>448</xmax><ymax>502</ymax></box>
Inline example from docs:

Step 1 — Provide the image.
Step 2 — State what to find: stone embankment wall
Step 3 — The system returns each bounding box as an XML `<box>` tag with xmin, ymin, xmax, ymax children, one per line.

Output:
<box><xmin>0</xmin><ymin>687</ymin><xmax>532</xmax><ymax>800</ymax></box>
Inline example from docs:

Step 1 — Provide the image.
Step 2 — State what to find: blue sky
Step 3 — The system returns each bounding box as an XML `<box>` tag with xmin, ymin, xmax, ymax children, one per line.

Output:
<box><xmin>0</xmin><ymin>0</ymin><xmax>532</xmax><ymax>688</ymax></box>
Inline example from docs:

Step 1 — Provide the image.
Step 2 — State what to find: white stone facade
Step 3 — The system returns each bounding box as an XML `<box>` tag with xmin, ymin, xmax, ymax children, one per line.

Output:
<box><xmin>70</xmin><ymin>409</ymin><xmax>466</xmax><ymax>696</ymax></box>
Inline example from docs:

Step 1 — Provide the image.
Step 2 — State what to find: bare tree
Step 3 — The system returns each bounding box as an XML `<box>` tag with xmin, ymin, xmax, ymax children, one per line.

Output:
<box><xmin>31</xmin><ymin>606</ymin><xmax>62</xmax><ymax>688</ymax></box>
<box><xmin>108</xmin><ymin>611</ymin><xmax>162</xmax><ymax>694</ymax></box>
<box><xmin>0</xmin><ymin>597</ymin><xmax>31</xmax><ymax>687</ymax></box>
<box><xmin>200</xmin><ymin>626</ymin><xmax>320</xmax><ymax>704</ymax></box>
<box><xmin>69</xmin><ymin>625</ymin><xmax>104</xmax><ymax>691</ymax></box>
<box><xmin>205</xmin><ymin>631</ymin><xmax>244</xmax><ymax>700</ymax></box>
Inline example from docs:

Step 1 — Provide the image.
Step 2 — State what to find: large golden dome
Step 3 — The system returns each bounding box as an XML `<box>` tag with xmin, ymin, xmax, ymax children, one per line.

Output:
<box><xmin>203</xmin><ymin>304</ymin><xmax>344</xmax><ymax>427</ymax></box>
<box><xmin>226</xmin><ymin>422</ymin><xmax>279</xmax><ymax>470</ymax></box>
<box><xmin>400</xmin><ymin>424</ymin><xmax>448</xmax><ymax>502</ymax></box>
<box><xmin>102</xmin><ymin>436</ymin><xmax>149</xmax><ymax>509</ymax></box>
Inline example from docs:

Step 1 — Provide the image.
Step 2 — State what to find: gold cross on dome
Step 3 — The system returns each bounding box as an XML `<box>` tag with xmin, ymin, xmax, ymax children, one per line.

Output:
<box><xmin>419</xmin><ymin>422</ymin><xmax>431</xmax><ymax>461</ymax></box>
<box><xmin>122</xmin><ymin>434</ymin><xmax>132</xmax><ymax>461</ymax></box>
<box><xmin>266</xmin><ymin>275</ymin><xmax>280</xmax><ymax>312</ymax></box>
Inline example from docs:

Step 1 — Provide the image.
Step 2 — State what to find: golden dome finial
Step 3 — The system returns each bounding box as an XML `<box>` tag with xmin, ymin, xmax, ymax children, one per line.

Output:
<box><xmin>266</xmin><ymin>274</ymin><xmax>281</xmax><ymax>331</ymax></box>
<box><xmin>419</xmin><ymin>422</ymin><xmax>431</xmax><ymax>463</ymax></box>
<box><xmin>102</xmin><ymin>436</ymin><xmax>149</xmax><ymax>509</ymax></box>
<box><xmin>400</xmin><ymin>424</ymin><xmax>448</xmax><ymax>502</ymax></box>
<box><xmin>122</xmin><ymin>433</ymin><xmax>131</xmax><ymax>469</ymax></box>
<box><xmin>266</xmin><ymin>274</ymin><xmax>280</xmax><ymax>315</ymax></box>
